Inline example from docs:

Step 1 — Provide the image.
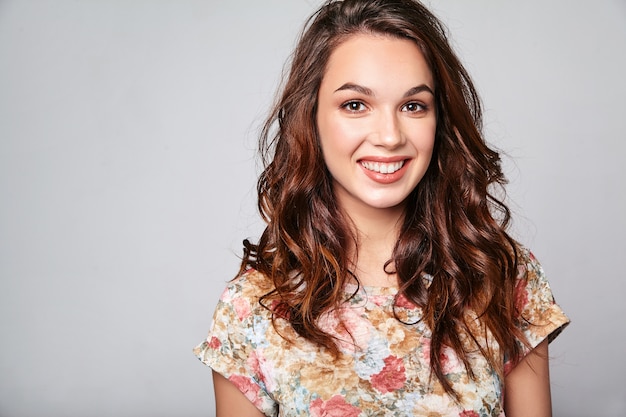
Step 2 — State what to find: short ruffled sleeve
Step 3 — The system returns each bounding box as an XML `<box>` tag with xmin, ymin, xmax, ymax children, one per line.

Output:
<box><xmin>506</xmin><ymin>248</ymin><xmax>570</xmax><ymax>371</ymax></box>
<box><xmin>193</xmin><ymin>273</ymin><xmax>278</xmax><ymax>416</ymax></box>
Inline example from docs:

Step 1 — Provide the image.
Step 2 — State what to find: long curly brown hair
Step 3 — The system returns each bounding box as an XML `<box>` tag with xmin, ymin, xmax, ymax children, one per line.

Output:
<box><xmin>239</xmin><ymin>0</ymin><xmax>528</xmax><ymax>398</ymax></box>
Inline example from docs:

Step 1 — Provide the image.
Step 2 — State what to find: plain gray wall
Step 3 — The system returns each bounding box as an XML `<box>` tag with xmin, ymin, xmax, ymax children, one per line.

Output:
<box><xmin>1</xmin><ymin>0</ymin><xmax>625</xmax><ymax>416</ymax></box>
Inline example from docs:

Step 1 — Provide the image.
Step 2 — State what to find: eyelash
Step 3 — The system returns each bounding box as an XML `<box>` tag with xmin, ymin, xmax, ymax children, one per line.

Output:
<box><xmin>402</xmin><ymin>102</ymin><xmax>427</xmax><ymax>113</ymax></box>
<box><xmin>341</xmin><ymin>101</ymin><xmax>367</xmax><ymax>113</ymax></box>
<box><xmin>340</xmin><ymin>100</ymin><xmax>428</xmax><ymax>114</ymax></box>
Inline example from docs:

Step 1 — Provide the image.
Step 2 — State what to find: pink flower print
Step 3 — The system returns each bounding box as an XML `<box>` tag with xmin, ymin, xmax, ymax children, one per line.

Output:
<box><xmin>370</xmin><ymin>355</ymin><xmax>406</xmax><ymax>393</ymax></box>
<box><xmin>319</xmin><ymin>307</ymin><xmax>370</xmax><ymax>351</ymax></box>
<box><xmin>207</xmin><ymin>336</ymin><xmax>221</xmax><ymax>350</ymax></box>
<box><xmin>269</xmin><ymin>299</ymin><xmax>291</xmax><ymax>320</ymax></box>
<box><xmin>246</xmin><ymin>351</ymin><xmax>262</xmax><ymax>378</ymax></box>
<box><xmin>514</xmin><ymin>278</ymin><xmax>529</xmax><ymax>314</ymax></box>
<box><xmin>504</xmin><ymin>360</ymin><xmax>514</xmax><ymax>376</ymax></box>
<box><xmin>244</xmin><ymin>350</ymin><xmax>274</xmax><ymax>392</ymax></box>
<box><xmin>232</xmin><ymin>297</ymin><xmax>252</xmax><ymax>321</ymax></box>
<box><xmin>369</xmin><ymin>295</ymin><xmax>386</xmax><ymax>307</ymax></box>
<box><xmin>395</xmin><ymin>293</ymin><xmax>417</xmax><ymax>309</ymax></box>
<box><xmin>420</xmin><ymin>338</ymin><xmax>459</xmax><ymax>374</ymax></box>
<box><xmin>439</xmin><ymin>346</ymin><xmax>461</xmax><ymax>374</ymax></box>
<box><xmin>310</xmin><ymin>395</ymin><xmax>361</xmax><ymax>417</ymax></box>
<box><xmin>459</xmin><ymin>411</ymin><xmax>479</xmax><ymax>417</ymax></box>
<box><xmin>228</xmin><ymin>374</ymin><xmax>264</xmax><ymax>408</ymax></box>
<box><xmin>421</xmin><ymin>337</ymin><xmax>431</xmax><ymax>363</ymax></box>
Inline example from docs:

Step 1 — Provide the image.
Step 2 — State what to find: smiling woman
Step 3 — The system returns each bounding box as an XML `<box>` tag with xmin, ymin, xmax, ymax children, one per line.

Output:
<box><xmin>317</xmin><ymin>34</ymin><xmax>437</xmax><ymax>215</ymax></box>
<box><xmin>193</xmin><ymin>1</ymin><xmax>569</xmax><ymax>416</ymax></box>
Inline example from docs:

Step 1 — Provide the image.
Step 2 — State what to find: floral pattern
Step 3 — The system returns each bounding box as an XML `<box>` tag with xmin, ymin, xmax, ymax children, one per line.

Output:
<box><xmin>194</xmin><ymin>247</ymin><xmax>569</xmax><ymax>416</ymax></box>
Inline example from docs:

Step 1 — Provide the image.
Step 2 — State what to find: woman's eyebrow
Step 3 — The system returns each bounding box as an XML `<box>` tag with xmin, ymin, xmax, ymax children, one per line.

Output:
<box><xmin>403</xmin><ymin>84</ymin><xmax>434</xmax><ymax>97</ymax></box>
<box><xmin>334</xmin><ymin>83</ymin><xmax>374</xmax><ymax>96</ymax></box>
<box><xmin>333</xmin><ymin>83</ymin><xmax>434</xmax><ymax>97</ymax></box>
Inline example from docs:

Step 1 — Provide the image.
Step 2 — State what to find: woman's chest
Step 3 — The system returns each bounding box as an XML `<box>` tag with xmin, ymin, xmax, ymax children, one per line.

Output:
<box><xmin>261</xmin><ymin>299</ymin><xmax>505</xmax><ymax>416</ymax></box>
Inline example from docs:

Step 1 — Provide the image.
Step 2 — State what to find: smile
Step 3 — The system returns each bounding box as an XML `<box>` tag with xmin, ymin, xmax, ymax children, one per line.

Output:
<box><xmin>360</xmin><ymin>160</ymin><xmax>405</xmax><ymax>174</ymax></box>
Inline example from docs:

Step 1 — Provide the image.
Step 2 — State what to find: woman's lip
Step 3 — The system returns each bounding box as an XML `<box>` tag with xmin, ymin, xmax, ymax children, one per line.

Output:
<box><xmin>358</xmin><ymin>156</ymin><xmax>409</xmax><ymax>163</ymax></box>
<box><xmin>359</xmin><ymin>158</ymin><xmax>411</xmax><ymax>184</ymax></box>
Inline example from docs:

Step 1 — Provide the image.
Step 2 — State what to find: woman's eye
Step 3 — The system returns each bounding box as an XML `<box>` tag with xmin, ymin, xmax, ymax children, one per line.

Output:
<box><xmin>342</xmin><ymin>101</ymin><xmax>366</xmax><ymax>112</ymax></box>
<box><xmin>402</xmin><ymin>102</ymin><xmax>426</xmax><ymax>113</ymax></box>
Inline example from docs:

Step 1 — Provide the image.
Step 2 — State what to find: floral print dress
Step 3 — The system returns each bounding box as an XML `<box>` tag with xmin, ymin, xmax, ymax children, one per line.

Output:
<box><xmin>194</xmin><ymin>248</ymin><xmax>569</xmax><ymax>416</ymax></box>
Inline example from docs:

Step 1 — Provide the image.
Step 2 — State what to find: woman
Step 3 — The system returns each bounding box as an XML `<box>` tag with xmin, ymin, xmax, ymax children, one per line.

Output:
<box><xmin>194</xmin><ymin>0</ymin><xmax>569</xmax><ymax>415</ymax></box>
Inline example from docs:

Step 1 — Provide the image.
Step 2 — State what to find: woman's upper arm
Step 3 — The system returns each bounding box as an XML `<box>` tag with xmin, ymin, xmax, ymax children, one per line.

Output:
<box><xmin>212</xmin><ymin>370</ymin><xmax>266</xmax><ymax>417</ymax></box>
<box><xmin>504</xmin><ymin>339</ymin><xmax>552</xmax><ymax>417</ymax></box>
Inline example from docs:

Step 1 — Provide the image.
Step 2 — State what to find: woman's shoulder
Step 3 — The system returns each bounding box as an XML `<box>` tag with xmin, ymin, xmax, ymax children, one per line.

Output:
<box><xmin>510</xmin><ymin>243</ymin><xmax>570</xmax><ymax>344</ymax></box>
<box><xmin>514</xmin><ymin>244</ymin><xmax>547</xmax><ymax>284</ymax></box>
<box><xmin>200</xmin><ymin>270</ymin><xmax>278</xmax><ymax>341</ymax></box>
<box><xmin>219</xmin><ymin>269</ymin><xmax>275</xmax><ymax>303</ymax></box>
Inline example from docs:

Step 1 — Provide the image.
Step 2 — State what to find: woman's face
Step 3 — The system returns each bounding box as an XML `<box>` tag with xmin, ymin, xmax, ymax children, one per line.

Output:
<box><xmin>316</xmin><ymin>34</ymin><xmax>436</xmax><ymax>218</ymax></box>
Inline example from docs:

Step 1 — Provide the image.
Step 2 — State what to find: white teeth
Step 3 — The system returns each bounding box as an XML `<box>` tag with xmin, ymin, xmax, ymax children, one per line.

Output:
<box><xmin>361</xmin><ymin>160</ymin><xmax>404</xmax><ymax>174</ymax></box>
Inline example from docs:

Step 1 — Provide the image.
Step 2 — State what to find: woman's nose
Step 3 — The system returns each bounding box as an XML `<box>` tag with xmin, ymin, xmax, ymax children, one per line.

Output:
<box><xmin>373</xmin><ymin>110</ymin><xmax>405</xmax><ymax>149</ymax></box>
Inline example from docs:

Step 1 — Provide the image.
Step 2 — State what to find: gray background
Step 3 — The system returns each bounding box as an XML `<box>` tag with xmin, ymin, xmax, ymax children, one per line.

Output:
<box><xmin>1</xmin><ymin>0</ymin><xmax>625</xmax><ymax>416</ymax></box>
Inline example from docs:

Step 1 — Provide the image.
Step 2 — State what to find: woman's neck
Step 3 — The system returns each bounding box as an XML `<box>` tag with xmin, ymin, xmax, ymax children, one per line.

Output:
<box><xmin>345</xmin><ymin>205</ymin><xmax>404</xmax><ymax>287</ymax></box>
